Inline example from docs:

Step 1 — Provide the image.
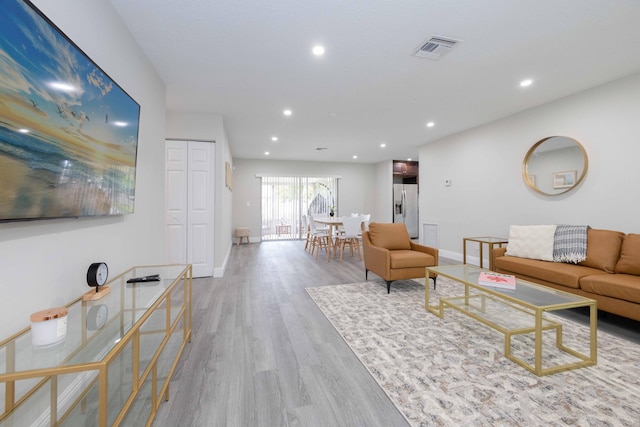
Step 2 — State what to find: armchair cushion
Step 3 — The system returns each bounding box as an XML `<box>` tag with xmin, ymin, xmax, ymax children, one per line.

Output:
<box><xmin>368</xmin><ymin>222</ymin><xmax>412</xmax><ymax>250</ymax></box>
<box><xmin>390</xmin><ymin>250</ymin><xmax>436</xmax><ymax>269</ymax></box>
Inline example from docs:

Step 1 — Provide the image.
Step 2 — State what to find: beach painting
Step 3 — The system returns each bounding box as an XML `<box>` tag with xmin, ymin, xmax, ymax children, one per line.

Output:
<box><xmin>0</xmin><ymin>0</ymin><xmax>140</xmax><ymax>221</ymax></box>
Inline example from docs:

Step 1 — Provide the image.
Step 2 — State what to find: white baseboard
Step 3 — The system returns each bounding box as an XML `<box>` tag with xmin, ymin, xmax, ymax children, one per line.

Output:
<box><xmin>439</xmin><ymin>249</ymin><xmax>462</xmax><ymax>262</ymax></box>
<box><xmin>214</xmin><ymin>243</ymin><xmax>232</xmax><ymax>277</ymax></box>
<box><xmin>438</xmin><ymin>249</ymin><xmax>488</xmax><ymax>268</ymax></box>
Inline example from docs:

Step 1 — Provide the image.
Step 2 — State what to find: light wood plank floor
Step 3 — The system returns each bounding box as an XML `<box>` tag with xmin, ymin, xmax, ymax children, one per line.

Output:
<box><xmin>152</xmin><ymin>240</ymin><xmax>640</xmax><ymax>426</ymax></box>
<box><xmin>153</xmin><ymin>240</ymin><xmax>412</xmax><ymax>427</ymax></box>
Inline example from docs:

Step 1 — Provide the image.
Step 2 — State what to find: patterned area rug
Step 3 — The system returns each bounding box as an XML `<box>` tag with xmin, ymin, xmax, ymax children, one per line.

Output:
<box><xmin>306</xmin><ymin>279</ymin><xmax>640</xmax><ymax>427</ymax></box>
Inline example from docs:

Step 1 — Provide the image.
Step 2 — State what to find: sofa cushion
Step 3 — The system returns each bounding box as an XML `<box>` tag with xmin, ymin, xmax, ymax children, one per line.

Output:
<box><xmin>493</xmin><ymin>255</ymin><xmax>605</xmax><ymax>289</ymax></box>
<box><xmin>580</xmin><ymin>274</ymin><xmax>640</xmax><ymax>304</ymax></box>
<box><xmin>389</xmin><ymin>250</ymin><xmax>435</xmax><ymax>269</ymax></box>
<box><xmin>505</xmin><ymin>225</ymin><xmax>556</xmax><ymax>261</ymax></box>
<box><xmin>368</xmin><ymin>222</ymin><xmax>411</xmax><ymax>250</ymax></box>
<box><xmin>578</xmin><ymin>229</ymin><xmax>624</xmax><ymax>273</ymax></box>
<box><xmin>615</xmin><ymin>234</ymin><xmax>640</xmax><ymax>275</ymax></box>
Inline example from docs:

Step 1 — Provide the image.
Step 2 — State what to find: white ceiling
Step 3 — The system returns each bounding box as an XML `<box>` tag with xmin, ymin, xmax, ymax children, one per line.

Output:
<box><xmin>109</xmin><ymin>0</ymin><xmax>640</xmax><ymax>163</ymax></box>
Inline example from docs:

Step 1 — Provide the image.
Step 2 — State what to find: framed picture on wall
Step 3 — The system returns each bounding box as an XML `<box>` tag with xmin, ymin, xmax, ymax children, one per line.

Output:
<box><xmin>225</xmin><ymin>161</ymin><xmax>233</xmax><ymax>190</ymax></box>
<box><xmin>553</xmin><ymin>170</ymin><xmax>576</xmax><ymax>189</ymax></box>
<box><xmin>0</xmin><ymin>0</ymin><xmax>141</xmax><ymax>222</ymax></box>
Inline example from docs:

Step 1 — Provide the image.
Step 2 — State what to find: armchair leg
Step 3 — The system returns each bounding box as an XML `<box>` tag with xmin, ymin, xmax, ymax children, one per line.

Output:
<box><xmin>386</xmin><ymin>280</ymin><xmax>392</xmax><ymax>294</ymax></box>
<box><xmin>365</xmin><ymin>269</ymin><xmax>369</xmax><ymax>280</ymax></box>
<box><xmin>430</xmin><ymin>276</ymin><xmax>437</xmax><ymax>289</ymax></box>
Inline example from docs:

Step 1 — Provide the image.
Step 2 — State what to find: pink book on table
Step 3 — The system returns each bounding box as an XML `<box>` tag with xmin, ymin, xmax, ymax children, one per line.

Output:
<box><xmin>478</xmin><ymin>272</ymin><xmax>516</xmax><ymax>289</ymax></box>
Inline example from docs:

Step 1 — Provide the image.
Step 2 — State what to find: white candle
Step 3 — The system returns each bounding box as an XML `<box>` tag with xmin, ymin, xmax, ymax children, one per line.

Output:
<box><xmin>30</xmin><ymin>307</ymin><xmax>68</xmax><ymax>348</ymax></box>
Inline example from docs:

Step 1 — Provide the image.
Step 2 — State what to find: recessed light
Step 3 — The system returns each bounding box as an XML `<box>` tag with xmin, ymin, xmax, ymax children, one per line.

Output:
<box><xmin>353</xmin><ymin>155</ymin><xmax>358</xmax><ymax>159</ymax></box>
<box><xmin>17</xmin><ymin>128</ymin><xmax>30</xmax><ymax>133</ymax></box>
<box><xmin>312</xmin><ymin>45</ymin><xmax>325</xmax><ymax>56</ymax></box>
<box><xmin>380</xmin><ymin>143</ymin><xmax>386</xmax><ymax>148</ymax></box>
<box><xmin>265</xmin><ymin>151</ymin><xmax>270</xmax><ymax>156</ymax></box>
<box><xmin>283</xmin><ymin>109</ymin><xmax>292</xmax><ymax>116</ymax></box>
<box><xmin>520</xmin><ymin>79</ymin><xmax>533</xmax><ymax>87</ymax></box>
<box><xmin>426</xmin><ymin>122</ymin><xmax>435</xmax><ymax>128</ymax></box>
<box><xmin>407</xmin><ymin>158</ymin><xmax>412</xmax><ymax>161</ymax></box>
<box><xmin>271</xmin><ymin>136</ymin><xmax>278</xmax><ymax>142</ymax></box>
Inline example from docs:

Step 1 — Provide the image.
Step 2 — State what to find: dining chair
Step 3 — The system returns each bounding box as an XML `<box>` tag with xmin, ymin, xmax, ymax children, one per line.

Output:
<box><xmin>313</xmin><ymin>214</ymin><xmax>330</xmax><ymax>233</ymax></box>
<box><xmin>309</xmin><ymin>216</ymin><xmax>332</xmax><ymax>261</ymax></box>
<box><xmin>301</xmin><ymin>215</ymin><xmax>312</xmax><ymax>252</ymax></box>
<box><xmin>359</xmin><ymin>214</ymin><xmax>371</xmax><ymax>232</ymax></box>
<box><xmin>334</xmin><ymin>216</ymin><xmax>363</xmax><ymax>261</ymax></box>
<box><xmin>358</xmin><ymin>214</ymin><xmax>371</xmax><ymax>247</ymax></box>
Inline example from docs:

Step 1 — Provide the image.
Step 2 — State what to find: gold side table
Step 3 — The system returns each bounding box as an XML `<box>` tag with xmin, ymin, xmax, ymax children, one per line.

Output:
<box><xmin>463</xmin><ymin>236</ymin><xmax>508</xmax><ymax>270</ymax></box>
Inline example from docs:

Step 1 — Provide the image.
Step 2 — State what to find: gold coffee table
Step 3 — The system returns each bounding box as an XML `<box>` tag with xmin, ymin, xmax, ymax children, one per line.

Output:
<box><xmin>425</xmin><ymin>264</ymin><xmax>597</xmax><ymax>376</ymax></box>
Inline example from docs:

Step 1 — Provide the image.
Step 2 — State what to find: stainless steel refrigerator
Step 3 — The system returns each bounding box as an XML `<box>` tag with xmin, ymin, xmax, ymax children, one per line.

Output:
<box><xmin>393</xmin><ymin>184</ymin><xmax>419</xmax><ymax>238</ymax></box>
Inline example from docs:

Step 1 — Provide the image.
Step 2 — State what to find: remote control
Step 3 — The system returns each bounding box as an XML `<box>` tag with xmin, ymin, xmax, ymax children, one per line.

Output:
<box><xmin>126</xmin><ymin>274</ymin><xmax>160</xmax><ymax>283</ymax></box>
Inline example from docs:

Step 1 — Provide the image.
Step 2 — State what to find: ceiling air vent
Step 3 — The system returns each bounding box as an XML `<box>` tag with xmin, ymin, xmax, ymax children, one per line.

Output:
<box><xmin>413</xmin><ymin>35</ymin><xmax>461</xmax><ymax>60</ymax></box>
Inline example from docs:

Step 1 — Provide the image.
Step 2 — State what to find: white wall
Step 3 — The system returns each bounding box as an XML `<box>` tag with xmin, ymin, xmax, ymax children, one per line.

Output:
<box><xmin>166</xmin><ymin>111</ymin><xmax>233</xmax><ymax>276</ymax></box>
<box><xmin>232</xmin><ymin>159</ymin><xmax>380</xmax><ymax>241</ymax></box>
<box><xmin>419</xmin><ymin>72</ymin><xmax>640</xmax><ymax>261</ymax></box>
<box><xmin>0</xmin><ymin>0</ymin><xmax>166</xmax><ymax>337</ymax></box>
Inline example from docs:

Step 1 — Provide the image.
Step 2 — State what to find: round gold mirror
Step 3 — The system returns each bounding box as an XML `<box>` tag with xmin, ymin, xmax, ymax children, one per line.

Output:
<box><xmin>523</xmin><ymin>136</ymin><xmax>588</xmax><ymax>196</ymax></box>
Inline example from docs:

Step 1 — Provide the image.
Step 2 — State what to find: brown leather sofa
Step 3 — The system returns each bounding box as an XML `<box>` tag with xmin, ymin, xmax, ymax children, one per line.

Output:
<box><xmin>492</xmin><ymin>229</ymin><xmax>640</xmax><ymax>321</ymax></box>
<box><xmin>362</xmin><ymin>222</ymin><xmax>438</xmax><ymax>293</ymax></box>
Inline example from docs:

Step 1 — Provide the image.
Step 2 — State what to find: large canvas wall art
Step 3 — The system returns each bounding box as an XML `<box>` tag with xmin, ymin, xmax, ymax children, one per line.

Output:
<box><xmin>0</xmin><ymin>0</ymin><xmax>140</xmax><ymax>221</ymax></box>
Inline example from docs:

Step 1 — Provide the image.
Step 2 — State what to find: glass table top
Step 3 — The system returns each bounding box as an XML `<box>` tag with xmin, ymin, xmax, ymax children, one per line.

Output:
<box><xmin>427</xmin><ymin>264</ymin><xmax>594</xmax><ymax>309</ymax></box>
<box><xmin>463</xmin><ymin>236</ymin><xmax>509</xmax><ymax>243</ymax></box>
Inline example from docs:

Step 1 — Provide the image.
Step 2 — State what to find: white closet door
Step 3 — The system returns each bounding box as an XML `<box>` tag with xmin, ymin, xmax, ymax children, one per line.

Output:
<box><xmin>166</xmin><ymin>141</ymin><xmax>188</xmax><ymax>265</ymax></box>
<box><xmin>187</xmin><ymin>142</ymin><xmax>214</xmax><ymax>277</ymax></box>
<box><xmin>165</xmin><ymin>140</ymin><xmax>215</xmax><ymax>277</ymax></box>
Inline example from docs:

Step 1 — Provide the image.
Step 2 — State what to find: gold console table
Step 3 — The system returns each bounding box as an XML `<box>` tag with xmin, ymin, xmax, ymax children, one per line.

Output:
<box><xmin>0</xmin><ymin>264</ymin><xmax>192</xmax><ymax>426</ymax></box>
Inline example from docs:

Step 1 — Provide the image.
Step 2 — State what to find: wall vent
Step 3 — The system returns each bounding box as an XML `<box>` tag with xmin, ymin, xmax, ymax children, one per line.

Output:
<box><xmin>422</xmin><ymin>222</ymin><xmax>439</xmax><ymax>248</ymax></box>
<box><xmin>413</xmin><ymin>35</ymin><xmax>461</xmax><ymax>60</ymax></box>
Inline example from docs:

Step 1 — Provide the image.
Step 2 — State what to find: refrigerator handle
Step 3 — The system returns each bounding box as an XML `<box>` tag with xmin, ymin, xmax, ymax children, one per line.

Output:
<box><xmin>402</xmin><ymin>190</ymin><xmax>406</xmax><ymax>220</ymax></box>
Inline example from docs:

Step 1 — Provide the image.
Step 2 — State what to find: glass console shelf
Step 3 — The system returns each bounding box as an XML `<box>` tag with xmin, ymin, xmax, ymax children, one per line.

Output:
<box><xmin>0</xmin><ymin>264</ymin><xmax>192</xmax><ymax>427</ymax></box>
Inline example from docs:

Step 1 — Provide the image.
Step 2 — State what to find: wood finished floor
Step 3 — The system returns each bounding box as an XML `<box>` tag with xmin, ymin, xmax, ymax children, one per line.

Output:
<box><xmin>152</xmin><ymin>240</ymin><xmax>640</xmax><ymax>426</ymax></box>
<box><xmin>152</xmin><ymin>240</ymin><xmax>410</xmax><ymax>427</ymax></box>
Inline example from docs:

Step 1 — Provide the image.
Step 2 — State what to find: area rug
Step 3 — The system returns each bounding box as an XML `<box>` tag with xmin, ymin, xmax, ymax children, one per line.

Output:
<box><xmin>306</xmin><ymin>279</ymin><xmax>640</xmax><ymax>427</ymax></box>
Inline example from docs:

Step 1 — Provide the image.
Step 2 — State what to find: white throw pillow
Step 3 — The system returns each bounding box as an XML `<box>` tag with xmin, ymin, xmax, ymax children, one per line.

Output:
<box><xmin>506</xmin><ymin>225</ymin><xmax>557</xmax><ymax>261</ymax></box>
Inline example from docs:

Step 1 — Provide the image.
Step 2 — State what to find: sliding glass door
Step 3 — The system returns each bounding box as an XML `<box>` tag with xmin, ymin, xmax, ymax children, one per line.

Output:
<box><xmin>261</xmin><ymin>176</ymin><xmax>338</xmax><ymax>241</ymax></box>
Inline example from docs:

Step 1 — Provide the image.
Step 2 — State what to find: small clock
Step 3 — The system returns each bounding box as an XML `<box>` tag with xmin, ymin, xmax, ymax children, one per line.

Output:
<box><xmin>86</xmin><ymin>304</ymin><xmax>109</xmax><ymax>330</ymax></box>
<box><xmin>87</xmin><ymin>262</ymin><xmax>109</xmax><ymax>287</ymax></box>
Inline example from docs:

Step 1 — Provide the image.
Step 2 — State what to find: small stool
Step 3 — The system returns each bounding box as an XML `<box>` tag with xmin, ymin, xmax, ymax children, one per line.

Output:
<box><xmin>235</xmin><ymin>227</ymin><xmax>250</xmax><ymax>245</ymax></box>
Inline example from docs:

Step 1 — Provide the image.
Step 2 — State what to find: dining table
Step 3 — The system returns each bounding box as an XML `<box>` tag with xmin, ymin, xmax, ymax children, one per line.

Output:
<box><xmin>313</xmin><ymin>216</ymin><xmax>344</xmax><ymax>256</ymax></box>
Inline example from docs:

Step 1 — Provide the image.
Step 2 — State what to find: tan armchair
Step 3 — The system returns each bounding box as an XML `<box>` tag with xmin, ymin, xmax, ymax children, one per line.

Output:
<box><xmin>362</xmin><ymin>222</ymin><xmax>438</xmax><ymax>293</ymax></box>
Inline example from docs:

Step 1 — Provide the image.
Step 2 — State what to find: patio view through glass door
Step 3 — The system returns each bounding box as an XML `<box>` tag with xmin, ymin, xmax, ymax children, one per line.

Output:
<box><xmin>261</xmin><ymin>176</ymin><xmax>338</xmax><ymax>241</ymax></box>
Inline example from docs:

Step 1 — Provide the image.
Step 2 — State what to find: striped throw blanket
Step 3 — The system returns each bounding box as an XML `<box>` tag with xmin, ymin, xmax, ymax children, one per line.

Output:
<box><xmin>553</xmin><ymin>225</ymin><xmax>589</xmax><ymax>263</ymax></box>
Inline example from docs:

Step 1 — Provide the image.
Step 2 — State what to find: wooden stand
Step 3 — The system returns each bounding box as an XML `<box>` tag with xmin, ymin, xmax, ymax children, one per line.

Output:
<box><xmin>81</xmin><ymin>285</ymin><xmax>111</xmax><ymax>301</ymax></box>
<box><xmin>234</xmin><ymin>227</ymin><xmax>250</xmax><ymax>245</ymax></box>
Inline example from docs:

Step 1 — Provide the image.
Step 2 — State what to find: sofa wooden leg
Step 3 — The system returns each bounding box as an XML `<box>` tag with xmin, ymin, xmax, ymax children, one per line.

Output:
<box><xmin>386</xmin><ymin>281</ymin><xmax>392</xmax><ymax>293</ymax></box>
